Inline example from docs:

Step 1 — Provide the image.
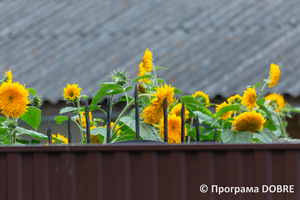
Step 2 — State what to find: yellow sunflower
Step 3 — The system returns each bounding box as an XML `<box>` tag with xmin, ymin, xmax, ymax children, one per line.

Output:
<box><xmin>63</xmin><ymin>84</ymin><xmax>81</xmax><ymax>102</ymax></box>
<box><xmin>216</xmin><ymin>101</ymin><xmax>232</xmax><ymax>120</ymax></box>
<box><xmin>233</xmin><ymin>110</ymin><xmax>266</xmax><ymax>132</ymax></box>
<box><xmin>141</xmin><ymin>84</ymin><xmax>175</xmax><ymax>124</ymax></box>
<box><xmin>265</xmin><ymin>93</ymin><xmax>286</xmax><ymax>113</ymax></box>
<box><xmin>241</xmin><ymin>86</ymin><xmax>258</xmax><ymax>110</ymax></box>
<box><xmin>51</xmin><ymin>133</ymin><xmax>68</xmax><ymax>144</ymax></box>
<box><xmin>0</xmin><ymin>82</ymin><xmax>29</xmax><ymax>118</ymax></box>
<box><xmin>170</xmin><ymin>103</ymin><xmax>190</xmax><ymax>120</ymax></box>
<box><xmin>268</xmin><ymin>63</ymin><xmax>281</xmax><ymax>88</ymax></box>
<box><xmin>158</xmin><ymin>114</ymin><xmax>187</xmax><ymax>144</ymax></box>
<box><xmin>105</xmin><ymin>122</ymin><xmax>121</xmax><ymax>135</ymax></box>
<box><xmin>191</xmin><ymin>91</ymin><xmax>210</xmax><ymax>107</ymax></box>
<box><xmin>227</xmin><ymin>94</ymin><xmax>242</xmax><ymax>104</ymax></box>
<box><xmin>138</xmin><ymin>62</ymin><xmax>151</xmax><ymax>84</ymax></box>
<box><xmin>78</xmin><ymin>111</ymin><xmax>93</xmax><ymax>128</ymax></box>
<box><xmin>4</xmin><ymin>70</ymin><xmax>13</xmax><ymax>83</ymax></box>
<box><xmin>142</xmin><ymin>48</ymin><xmax>153</xmax><ymax>73</ymax></box>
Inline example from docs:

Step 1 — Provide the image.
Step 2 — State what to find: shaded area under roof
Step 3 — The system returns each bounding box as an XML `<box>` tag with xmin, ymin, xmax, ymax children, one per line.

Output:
<box><xmin>0</xmin><ymin>0</ymin><xmax>299</xmax><ymax>104</ymax></box>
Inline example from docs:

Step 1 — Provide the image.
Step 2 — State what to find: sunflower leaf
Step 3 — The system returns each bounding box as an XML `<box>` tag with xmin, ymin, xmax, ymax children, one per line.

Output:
<box><xmin>221</xmin><ymin>129</ymin><xmax>253</xmax><ymax>143</ymax></box>
<box><xmin>157</xmin><ymin>78</ymin><xmax>166</xmax><ymax>83</ymax></box>
<box><xmin>90</xmin><ymin>127</ymin><xmax>106</xmax><ymax>143</ymax></box>
<box><xmin>215</xmin><ymin>104</ymin><xmax>240</xmax><ymax>119</ymax></box>
<box><xmin>20</xmin><ymin>107</ymin><xmax>41</xmax><ymax>131</ymax></box>
<box><xmin>92</xmin><ymin>83</ymin><xmax>126</xmax><ymax>105</ymax></box>
<box><xmin>254</xmin><ymin>128</ymin><xmax>277</xmax><ymax>143</ymax></box>
<box><xmin>26</xmin><ymin>88</ymin><xmax>37</xmax><ymax>96</ymax></box>
<box><xmin>174</xmin><ymin>88</ymin><xmax>182</xmax><ymax>94</ymax></box>
<box><xmin>15</xmin><ymin>126</ymin><xmax>47</xmax><ymax>140</ymax></box>
<box><xmin>55</xmin><ymin>116</ymin><xmax>68</xmax><ymax>125</ymax></box>
<box><xmin>59</xmin><ymin>107</ymin><xmax>81</xmax><ymax>114</ymax></box>
<box><xmin>257</xmin><ymin>97</ymin><xmax>265</xmax><ymax>106</ymax></box>
<box><xmin>155</xmin><ymin>66</ymin><xmax>168</xmax><ymax>70</ymax></box>
<box><xmin>132</xmin><ymin>75</ymin><xmax>153</xmax><ymax>83</ymax></box>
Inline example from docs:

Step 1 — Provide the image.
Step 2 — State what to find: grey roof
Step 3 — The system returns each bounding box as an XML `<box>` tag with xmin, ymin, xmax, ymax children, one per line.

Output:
<box><xmin>0</xmin><ymin>0</ymin><xmax>299</xmax><ymax>104</ymax></box>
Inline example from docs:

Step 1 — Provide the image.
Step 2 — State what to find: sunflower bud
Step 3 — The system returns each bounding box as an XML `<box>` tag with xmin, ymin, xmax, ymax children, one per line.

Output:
<box><xmin>30</xmin><ymin>96</ymin><xmax>43</xmax><ymax>108</ymax></box>
<box><xmin>110</xmin><ymin>70</ymin><xmax>128</xmax><ymax>86</ymax></box>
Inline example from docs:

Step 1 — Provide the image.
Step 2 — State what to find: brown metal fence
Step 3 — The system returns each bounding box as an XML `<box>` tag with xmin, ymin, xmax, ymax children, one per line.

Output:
<box><xmin>0</xmin><ymin>144</ymin><xmax>300</xmax><ymax>200</ymax></box>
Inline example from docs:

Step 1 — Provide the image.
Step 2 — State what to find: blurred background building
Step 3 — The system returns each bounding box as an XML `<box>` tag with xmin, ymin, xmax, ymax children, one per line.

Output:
<box><xmin>0</xmin><ymin>0</ymin><xmax>299</xmax><ymax>140</ymax></box>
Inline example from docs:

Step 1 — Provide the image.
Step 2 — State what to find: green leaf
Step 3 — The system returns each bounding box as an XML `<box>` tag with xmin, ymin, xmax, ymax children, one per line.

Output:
<box><xmin>26</xmin><ymin>88</ymin><xmax>37</xmax><ymax>96</ymax></box>
<box><xmin>114</xmin><ymin>129</ymin><xmax>137</xmax><ymax>142</ymax></box>
<box><xmin>157</xmin><ymin>78</ymin><xmax>166</xmax><ymax>83</ymax></box>
<box><xmin>255</xmin><ymin>82</ymin><xmax>263</xmax><ymax>88</ymax></box>
<box><xmin>174</xmin><ymin>88</ymin><xmax>182</xmax><ymax>94</ymax></box>
<box><xmin>132</xmin><ymin>75</ymin><xmax>153</xmax><ymax>83</ymax></box>
<box><xmin>15</xmin><ymin>126</ymin><xmax>48</xmax><ymax>140</ymax></box>
<box><xmin>92</xmin><ymin>83</ymin><xmax>126</xmax><ymax>105</ymax></box>
<box><xmin>194</xmin><ymin>111</ymin><xmax>217</xmax><ymax>127</ymax></box>
<box><xmin>59</xmin><ymin>107</ymin><xmax>81</xmax><ymax>114</ymax></box>
<box><xmin>94</xmin><ymin>118</ymin><xmax>104</xmax><ymax>122</ymax></box>
<box><xmin>188</xmin><ymin>126</ymin><xmax>205</xmax><ymax>141</ymax></box>
<box><xmin>125</xmin><ymin>86</ymin><xmax>134</xmax><ymax>92</ymax></box>
<box><xmin>259</xmin><ymin>105</ymin><xmax>281</xmax><ymax>137</ymax></box>
<box><xmin>119</xmin><ymin>96</ymin><xmax>134</xmax><ymax>103</ymax></box>
<box><xmin>0</xmin><ymin>117</ymin><xmax>7</xmax><ymax>123</ymax></box>
<box><xmin>221</xmin><ymin>129</ymin><xmax>253</xmax><ymax>143</ymax></box>
<box><xmin>20</xmin><ymin>107</ymin><xmax>41</xmax><ymax>131</ymax></box>
<box><xmin>81</xmin><ymin>95</ymin><xmax>89</xmax><ymax>99</ymax></box>
<box><xmin>215</xmin><ymin>104</ymin><xmax>240</xmax><ymax>119</ymax></box>
<box><xmin>257</xmin><ymin>97</ymin><xmax>265</xmax><ymax>106</ymax></box>
<box><xmin>155</xmin><ymin>66</ymin><xmax>168</xmax><ymax>70</ymax></box>
<box><xmin>181</xmin><ymin>96</ymin><xmax>203</xmax><ymax>110</ymax></box>
<box><xmin>254</xmin><ymin>128</ymin><xmax>277</xmax><ymax>143</ymax></box>
<box><xmin>16</xmin><ymin>139</ymin><xmax>40</xmax><ymax>144</ymax></box>
<box><xmin>90</xmin><ymin>127</ymin><xmax>106</xmax><ymax>143</ymax></box>
<box><xmin>291</xmin><ymin>108</ymin><xmax>300</xmax><ymax>114</ymax></box>
<box><xmin>120</xmin><ymin>116</ymin><xmax>163</xmax><ymax>141</ymax></box>
<box><xmin>55</xmin><ymin>116</ymin><xmax>68</xmax><ymax>125</ymax></box>
<box><xmin>0</xmin><ymin>134</ymin><xmax>7</xmax><ymax>142</ymax></box>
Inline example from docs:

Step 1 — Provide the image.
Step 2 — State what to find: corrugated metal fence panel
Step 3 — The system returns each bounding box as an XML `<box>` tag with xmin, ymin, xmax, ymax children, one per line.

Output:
<box><xmin>0</xmin><ymin>144</ymin><xmax>300</xmax><ymax>200</ymax></box>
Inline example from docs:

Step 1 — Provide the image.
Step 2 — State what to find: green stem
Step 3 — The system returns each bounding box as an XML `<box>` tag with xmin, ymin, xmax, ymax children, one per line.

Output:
<box><xmin>258</xmin><ymin>75</ymin><xmax>271</xmax><ymax>99</ymax></box>
<box><xmin>231</xmin><ymin>111</ymin><xmax>237</xmax><ymax>130</ymax></box>
<box><xmin>110</xmin><ymin>95</ymin><xmax>114</xmax><ymax>114</ymax></box>
<box><xmin>77</xmin><ymin>98</ymin><xmax>84</xmax><ymax>143</ymax></box>
<box><xmin>110</xmin><ymin>94</ymin><xmax>151</xmax><ymax>141</ymax></box>
<box><xmin>274</xmin><ymin>103</ymin><xmax>288</xmax><ymax>138</ymax></box>
<box><xmin>153</xmin><ymin>64</ymin><xmax>159</xmax><ymax>87</ymax></box>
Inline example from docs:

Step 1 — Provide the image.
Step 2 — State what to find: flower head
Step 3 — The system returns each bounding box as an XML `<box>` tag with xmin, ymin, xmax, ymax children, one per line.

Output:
<box><xmin>78</xmin><ymin>111</ymin><xmax>93</xmax><ymax>128</ymax></box>
<box><xmin>192</xmin><ymin>91</ymin><xmax>210</xmax><ymax>107</ymax></box>
<box><xmin>216</xmin><ymin>101</ymin><xmax>232</xmax><ymax>120</ymax></box>
<box><xmin>265</xmin><ymin>93</ymin><xmax>286</xmax><ymax>113</ymax></box>
<box><xmin>138</xmin><ymin>62</ymin><xmax>151</xmax><ymax>84</ymax></box>
<box><xmin>268</xmin><ymin>63</ymin><xmax>281</xmax><ymax>88</ymax></box>
<box><xmin>142</xmin><ymin>49</ymin><xmax>153</xmax><ymax>73</ymax></box>
<box><xmin>63</xmin><ymin>84</ymin><xmax>81</xmax><ymax>102</ymax></box>
<box><xmin>241</xmin><ymin>86</ymin><xmax>258</xmax><ymax>110</ymax></box>
<box><xmin>4</xmin><ymin>70</ymin><xmax>13</xmax><ymax>83</ymax></box>
<box><xmin>141</xmin><ymin>84</ymin><xmax>175</xmax><ymax>124</ymax></box>
<box><xmin>110</xmin><ymin>69</ymin><xmax>128</xmax><ymax>86</ymax></box>
<box><xmin>170</xmin><ymin>103</ymin><xmax>190</xmax><ymax>120</ymax></box>
<box><xmin>0</xmin><ymin>82</ymin><xmax>29</xmax><ymax>118</ymax></box>
<box><xmin>233</xmin><ymin>110</ymin><xmax>266</xmax><ymax>132</ymax></box>
<box><xmin>51</xmin><ymin>133</ymin><xmax>68</xmax><ymax>144</ymax></box>
<box><xmin>158</xmin><ymin>114</ymin><xmax>187</xmax><ymax>144</ymax></box>
<box><xmin>227</xmin><ymin>94</ymin><xmax>242</xmax><ymax>104</ymax></box>
<box><xmin>105</xmin><ymin>122</ymin><xmax>121</xmax><ymax>135</ymax></box>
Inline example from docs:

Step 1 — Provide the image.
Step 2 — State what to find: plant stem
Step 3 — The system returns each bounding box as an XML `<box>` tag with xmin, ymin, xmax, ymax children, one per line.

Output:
<box><xmin>153</xmin><ymin>64</ymin><xmax>159</xmax><ymax>87</ymax></box>
<box><xmin>111</xmin><ymin>94</ymin><xmax>151</xmax><ymax>141</ymax></box>
<box><xmin>258</xmin><ymin>75</ymin><xmax>270</xmax><ymax>99</ymax></box>
<box><xmin>77</xmin><ymin>98</ymin><xmax>84</xmax><ymax>143</ymax></box>
<box><xmin>231</xmin><ymin>111</ymin><xmax>237</xmax><ymax>130</ymax></box>
<box><xmin>274</xmin><ymin>103</ymin><xmax>288</xmax><ymax>138</ymax></box>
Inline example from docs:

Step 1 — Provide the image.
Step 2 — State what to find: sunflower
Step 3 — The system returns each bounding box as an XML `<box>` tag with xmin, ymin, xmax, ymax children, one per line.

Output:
<box><xmin>141</xmin><ymin>84</ymin><xmax>175</xmax><ymax>124</ymax></box>
<box><xmin>51</xmin><ymin>133</ymin><xmax>68</xmax><ymax>144</ymax></box>
<box><xmin>227</xmin><ymin>94</ymin><xmax>242</xmax><ymax>104</ymax></box>
<box><xmin>170</xmin><ymin>103</ymin><xmax>190</xmax><ymax>120</ymax></box>
<box><xmin>241</xmin><ymin>86</ymin><xmax>258</xmax><ymax>110</ymax></box>
<box><xmin>63</xmin><ymin>84</ymin><xmax>81</xmax><ymax>102</ymax></box>
<box><xmin>191</xmin><ymin>91</ymin><xmax>210</xmax><ymax>107</ymax></box>
<box><xmin>105</xmin><ymin>122</ymin><xmax>121</xmax><ymax>135</ymax></box>
<box><xmin>233</xmin><ymin>110</ymin><xmax>266</xmax><ymax>132</ymax></box>
<box><xmin>158</xmin><ymin>114</ymin><xmax>187</xmax><ymax>144</ymax></box>
<box><xmin>216</xmin><ymin>101</ymin><xmax>232</xmax><ymax>120</ymax></box>
<box><xmin>265</xmin><ymin>93</ymin><xmax>286</xmax><ymax>113</ymax></box>
<box><xmin>0</xmin><ymin>82</ymin><xmax>29</xmax><ymax>118</ymax></box>
<box><xmin>4</xmin><ymin>70</ymin><xmax>13</xmax><ymax>83</ymax></box>
<box><xmin>142</xmin><ymin>48</ymin><xmax>153</xmax><ymax>73</ymax></box>
<box><xmin>138</xmin><ymin>62</ymin><xmax>151</xmax><ymax>84</ymax></box>
<box><xmin>78</xmin><ymin>111</ymin><xmax>93</xmax><ymax>128</ymax></box>
<box><xmin>268</xmin><ymin>63</ymin><xmax>280</xmax><ymax>88</ymax></box>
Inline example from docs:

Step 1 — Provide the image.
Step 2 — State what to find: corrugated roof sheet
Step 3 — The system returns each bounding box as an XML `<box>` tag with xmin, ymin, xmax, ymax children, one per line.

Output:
<box><xmin>0</xmin><ymin>0</ymin><xmax>299</xmax><ymax>103</ymax></box>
